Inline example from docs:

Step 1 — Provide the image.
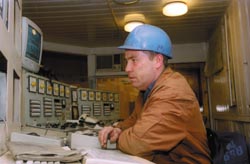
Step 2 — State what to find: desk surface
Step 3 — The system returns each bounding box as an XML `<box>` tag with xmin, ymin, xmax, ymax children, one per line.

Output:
<box><xmin>1</xmin><ymin>131</ymin><xmax>155</xmax><ymax>164</ymax></box>
<box><xmin>82</xmin><ymin>148</ymin><xmax>155</xmax><ymax>164</ymax></box>
<box><xmin>1</xmin><ymin>150</ymin><xmax>154</xmax><ymax>164</ymax></box>
<box><xmin>71</xmin><ymin>133</ymin><xmax>155</xmax><ymax>164</ymax></box>
<box><xmin>0</xmin><ymin>152</ymin><xmax>15</xmax><ymax>164</ymax></box>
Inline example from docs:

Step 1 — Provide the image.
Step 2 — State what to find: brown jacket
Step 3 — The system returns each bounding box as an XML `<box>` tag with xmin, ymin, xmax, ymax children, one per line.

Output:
<box><xmin>116</xmin><ymin>67</ymin><xmax>211</xmax><ymax>164</ymax></box>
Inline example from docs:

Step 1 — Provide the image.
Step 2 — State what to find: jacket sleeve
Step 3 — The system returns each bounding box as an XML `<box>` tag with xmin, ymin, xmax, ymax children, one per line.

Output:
<box><xmin>115</xmin><ymin>93</ymin><xmax>143</xmax><ymax>130</ymax></box>
<box><xmin>117</xmin><ymin>87</ymin><xmax>192</xmax><ymax>159</ymax></box>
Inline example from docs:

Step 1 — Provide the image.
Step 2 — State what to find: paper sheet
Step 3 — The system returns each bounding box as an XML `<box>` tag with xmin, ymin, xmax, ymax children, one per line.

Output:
<box><xmin>71</xmin><ymin>132</ymin><xmax>155</xmax><ymax>164</ymax></box>
<box><xmin>80</xmin><ymin>148</ymin><xmax>154</xmax><ymax>164</ymax></box>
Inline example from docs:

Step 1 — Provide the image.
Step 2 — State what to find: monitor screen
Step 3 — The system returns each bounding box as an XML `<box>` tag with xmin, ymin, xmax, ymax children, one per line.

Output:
<box><xmin>26</xmin><ymin>25</ymin><xmax>42</xmax><ymax>63</ymax></box>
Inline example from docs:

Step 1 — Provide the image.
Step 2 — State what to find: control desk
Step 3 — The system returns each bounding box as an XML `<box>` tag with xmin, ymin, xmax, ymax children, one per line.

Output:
<box><xmin>22</xmin><ymin>70</ymin><xmax>120</xmax><ymax>134</ymax></box>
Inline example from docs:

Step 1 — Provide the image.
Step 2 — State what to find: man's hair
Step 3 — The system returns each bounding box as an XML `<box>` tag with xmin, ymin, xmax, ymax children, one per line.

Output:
<box><xmin>162</xmin><ymin>55</ymin><xmax>169</xmax><ymax>67</ymax></box>
<box><xmin>143</xmin><ymin>51</ymin><xmax>168</xmax><ymax>67</ymax></box>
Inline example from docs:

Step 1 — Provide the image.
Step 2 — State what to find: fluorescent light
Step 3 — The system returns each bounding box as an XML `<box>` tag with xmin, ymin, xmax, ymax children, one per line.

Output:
<box><xmin>124</xmin><ymin>21</ymin><xmax>144</xmax><ymax>32</ymax></box>
<box><xmin>124</xmin><ymin>14</ymin><xmax>145</xmax><ymax>32</ymax></box>
<box><xmin>163</xmin><ymin>1</ymin><xmax>188</xmax><ymax>17</ymax></box>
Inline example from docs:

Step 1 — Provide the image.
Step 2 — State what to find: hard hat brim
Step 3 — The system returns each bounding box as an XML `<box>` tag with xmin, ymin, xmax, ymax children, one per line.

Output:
<box><xmin>118</xmin><ymin>45</ymin><xmax>172</xmax><ymax>59</ymax></box>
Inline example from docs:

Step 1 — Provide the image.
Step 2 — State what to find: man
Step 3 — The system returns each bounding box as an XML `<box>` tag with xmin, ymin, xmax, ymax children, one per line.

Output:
<box><xmin>98</xmin><ymin>24</ymin><xmax>211</xmax><ymax>164</ymax></box>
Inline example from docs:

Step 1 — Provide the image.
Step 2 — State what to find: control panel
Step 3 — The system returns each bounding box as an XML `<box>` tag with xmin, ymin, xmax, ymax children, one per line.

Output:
<box><xmin>22</xmin><ymin>70</ymin><xmax>72</xmax><ymax>128</ymax></box>
<box><xmin>78</xmin><ymin>88</ymin><xmax>120</xmax><ymax>123</ymax></box>
<box><xmin>22</xmin><ymin>70</ymin><xmax>121</xmax><ymax>131</ymax></box>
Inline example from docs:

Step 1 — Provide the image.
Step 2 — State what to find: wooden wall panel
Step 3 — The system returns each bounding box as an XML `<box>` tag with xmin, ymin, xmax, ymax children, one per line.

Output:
<box><xmin>214</xmin><ymin>119</ymin><xmax>250</xmax><ymax>140</ymax></box>
<box><xmin>225</xmin><ymin>0</ymin><xmax>250</xmax><ymax>114</ymax></box>
<box><xmin>215</xmin><ymin>120</ymin><xmax>234</xmax><ymax>132</ymax></box>
<box><xmin>243</xmin><ymin>123</ymin><xmax>250</xmax><ymax>140</ymax></box>
<box><xmin>207</xmin><ymin>18</ymin><xmax>234</xmax><ymax>115</ymax></box>
<box><xmin>96</xmin><ymin>77</ymin><xmax>139</xmax><ymax>119</ymax></box>
<box><xmin>207</xmin><ymin>0</ymin><xmax>250</xmax><ymax>139</ymax></box>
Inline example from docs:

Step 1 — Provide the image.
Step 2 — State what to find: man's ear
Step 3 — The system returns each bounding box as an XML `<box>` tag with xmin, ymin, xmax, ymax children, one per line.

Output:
<box><xmin>154</xmin><ymin>54</ymin><xmax>164</xmax><ymax>68</ymax></box>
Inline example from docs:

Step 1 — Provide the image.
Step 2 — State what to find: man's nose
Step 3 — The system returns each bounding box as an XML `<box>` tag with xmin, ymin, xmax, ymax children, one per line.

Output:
<box><xmin>125</xmin><ymin>62</ymin><xmax>131</xmax><ymax>72</ymax></box>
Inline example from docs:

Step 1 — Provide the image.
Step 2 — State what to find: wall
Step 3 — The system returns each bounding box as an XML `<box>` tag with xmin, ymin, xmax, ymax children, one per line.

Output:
<box><xmin>0</xmin><ymin>0</ymin><xmax>22</xmax><ymax>155</ymax></box>
<box><xmin>40</xmin><ymin>51</ymin><xmax>88</xmax><ymax>87</ymax></box>
<box><xmin>207</xmin><ymin>0</ymin><xmax>250</xmax><ymax>138</ymax></box>
<box><xmin>43</xmin><ymin>42</ymin><xmax>207</xmax><ymax>62</ymax></box>
<box><xmin>43</xmin><ymin>41</ymin><xmax>208</xmax><ymax>80</ymax></box>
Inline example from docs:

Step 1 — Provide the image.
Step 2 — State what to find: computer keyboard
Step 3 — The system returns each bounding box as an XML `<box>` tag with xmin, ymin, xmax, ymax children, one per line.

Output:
<box><xmin>15</xmin><ymin>161</ymin><xmax>61</xmax><ymax>164</ymax></box>
<box><xmin>15</xmin><ymin>161</ymin><xmax>82</xmax><ymax>164</ymax></box>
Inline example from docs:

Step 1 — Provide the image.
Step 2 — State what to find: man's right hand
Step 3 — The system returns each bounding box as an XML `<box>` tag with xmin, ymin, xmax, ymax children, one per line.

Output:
<box><xmin>98</xmin><ymin>126</ymin><xmax>122</xmax><ymax>149</ymax></box>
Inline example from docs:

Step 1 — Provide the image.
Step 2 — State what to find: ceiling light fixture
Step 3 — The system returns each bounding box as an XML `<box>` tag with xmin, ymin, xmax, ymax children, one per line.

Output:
<box><xmin>162</xmin><ymin>1</ymin><xmax>188</xmax><ymax>17</ymax></box>
<box><xmin>124</xmin><ymin>21</ymin><xmax>144</xmax><ymax>32</ymax></box>
<box><xmin>124</xmin><ymin>14</ymin><xmax>145</xmax><ymax>32</ymax></box>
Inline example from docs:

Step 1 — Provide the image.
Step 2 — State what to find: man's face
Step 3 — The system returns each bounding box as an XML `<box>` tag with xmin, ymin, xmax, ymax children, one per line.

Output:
<box><xmin>124</xmin><ymin>50</ymin><xmax>158</xmax><ymax>91</ymax></box>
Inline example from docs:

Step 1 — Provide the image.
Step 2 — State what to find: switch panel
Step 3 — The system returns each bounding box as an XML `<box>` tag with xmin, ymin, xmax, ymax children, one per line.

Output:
<box><xmin>93</xmin><ymin>103</ymin><xmax>102</xmax><ymax>116</ymax></box>
<box><xmin>78</xmin><ymin>88</ymin><xmax>120</xmax><ymax>122</ymax></box>
<box><xmin>81</xmin><ymin>105</ymin><xmax>91</xmax><ymax>116</ymax></box>
<box><xmin>28</xmin><ymin>76</ymin><xmax>37</xmax><ymax>92</ymax></box>
<box><xmin>46</xmin><ymin>81</ymin><xmax>52</xmax><ymax>95</ymax></box>
<box><xmin>22</xmin><ymin>70</ymin><xmax>72</xmax><ymax>128</ymax></box>
<box><xmin>38</xmin><ymin>79</ymin><xmax>45</xmax><ymax>94</ymax></box>
<box><xmin>30</xmin><ymin>99</ymin><xmax>41</xmax><ymax>117</ymax></box>
<box><xmin>43</xmin><ymin>97</ymin><xmax>53</xmax><ymax>117</ymax></box>
<box><xmin>22</xmin><ymin>70</ymin><xmax>120</xmax><ymax>131</ymax></box>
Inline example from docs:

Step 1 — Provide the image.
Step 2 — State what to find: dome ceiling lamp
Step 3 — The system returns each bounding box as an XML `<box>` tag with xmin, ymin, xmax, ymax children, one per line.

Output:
<box><xmin>162</xmin><ymin>1</ymin><xmax>188</xmax><ymax>17</ymax></box>
<box><xmin>124</xmin><ymin>14</ymin><xmax>145</xmax><ymax>32</ymax></box>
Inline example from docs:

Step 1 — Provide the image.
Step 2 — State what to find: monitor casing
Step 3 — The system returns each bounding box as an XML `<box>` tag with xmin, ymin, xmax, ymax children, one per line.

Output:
<box><xmin>22</xmin><ymin>17</ymin><xmax>43</xmax><ymax>73</ymax></box>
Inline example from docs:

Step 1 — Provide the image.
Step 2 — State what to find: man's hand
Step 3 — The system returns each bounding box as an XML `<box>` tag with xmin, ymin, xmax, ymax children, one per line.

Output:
<box><xmin>98</xmin><ymin>126</ymin><xmax>122</xmax><ymax>149</ymax></box>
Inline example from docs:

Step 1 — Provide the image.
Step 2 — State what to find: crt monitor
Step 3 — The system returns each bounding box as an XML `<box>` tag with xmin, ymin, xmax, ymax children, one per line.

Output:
<box><xmin>22</xmin><ymin>17</ymin><xmax>43</xmax><ymax>73</ymax></box>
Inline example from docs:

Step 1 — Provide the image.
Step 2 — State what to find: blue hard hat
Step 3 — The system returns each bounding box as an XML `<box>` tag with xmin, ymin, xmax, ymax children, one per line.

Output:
<box><xmin>118</xmin><ymin>24</ymin><xmax>172</xmax><ymax>58</ymax></box>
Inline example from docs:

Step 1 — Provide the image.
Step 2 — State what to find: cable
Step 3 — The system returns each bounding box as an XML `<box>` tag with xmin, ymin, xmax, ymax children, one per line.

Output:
<box><xmin>107</xmin><ymin>0</ymin><xmax>119</xmax><ymax>29</ymax></box>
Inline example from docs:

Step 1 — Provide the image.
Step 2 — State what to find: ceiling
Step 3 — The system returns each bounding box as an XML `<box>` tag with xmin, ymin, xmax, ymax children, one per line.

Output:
<box><xmin>22</xmin><ymin>0</ymin><xmax>231</xmax><ymax>48</ymax></box>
